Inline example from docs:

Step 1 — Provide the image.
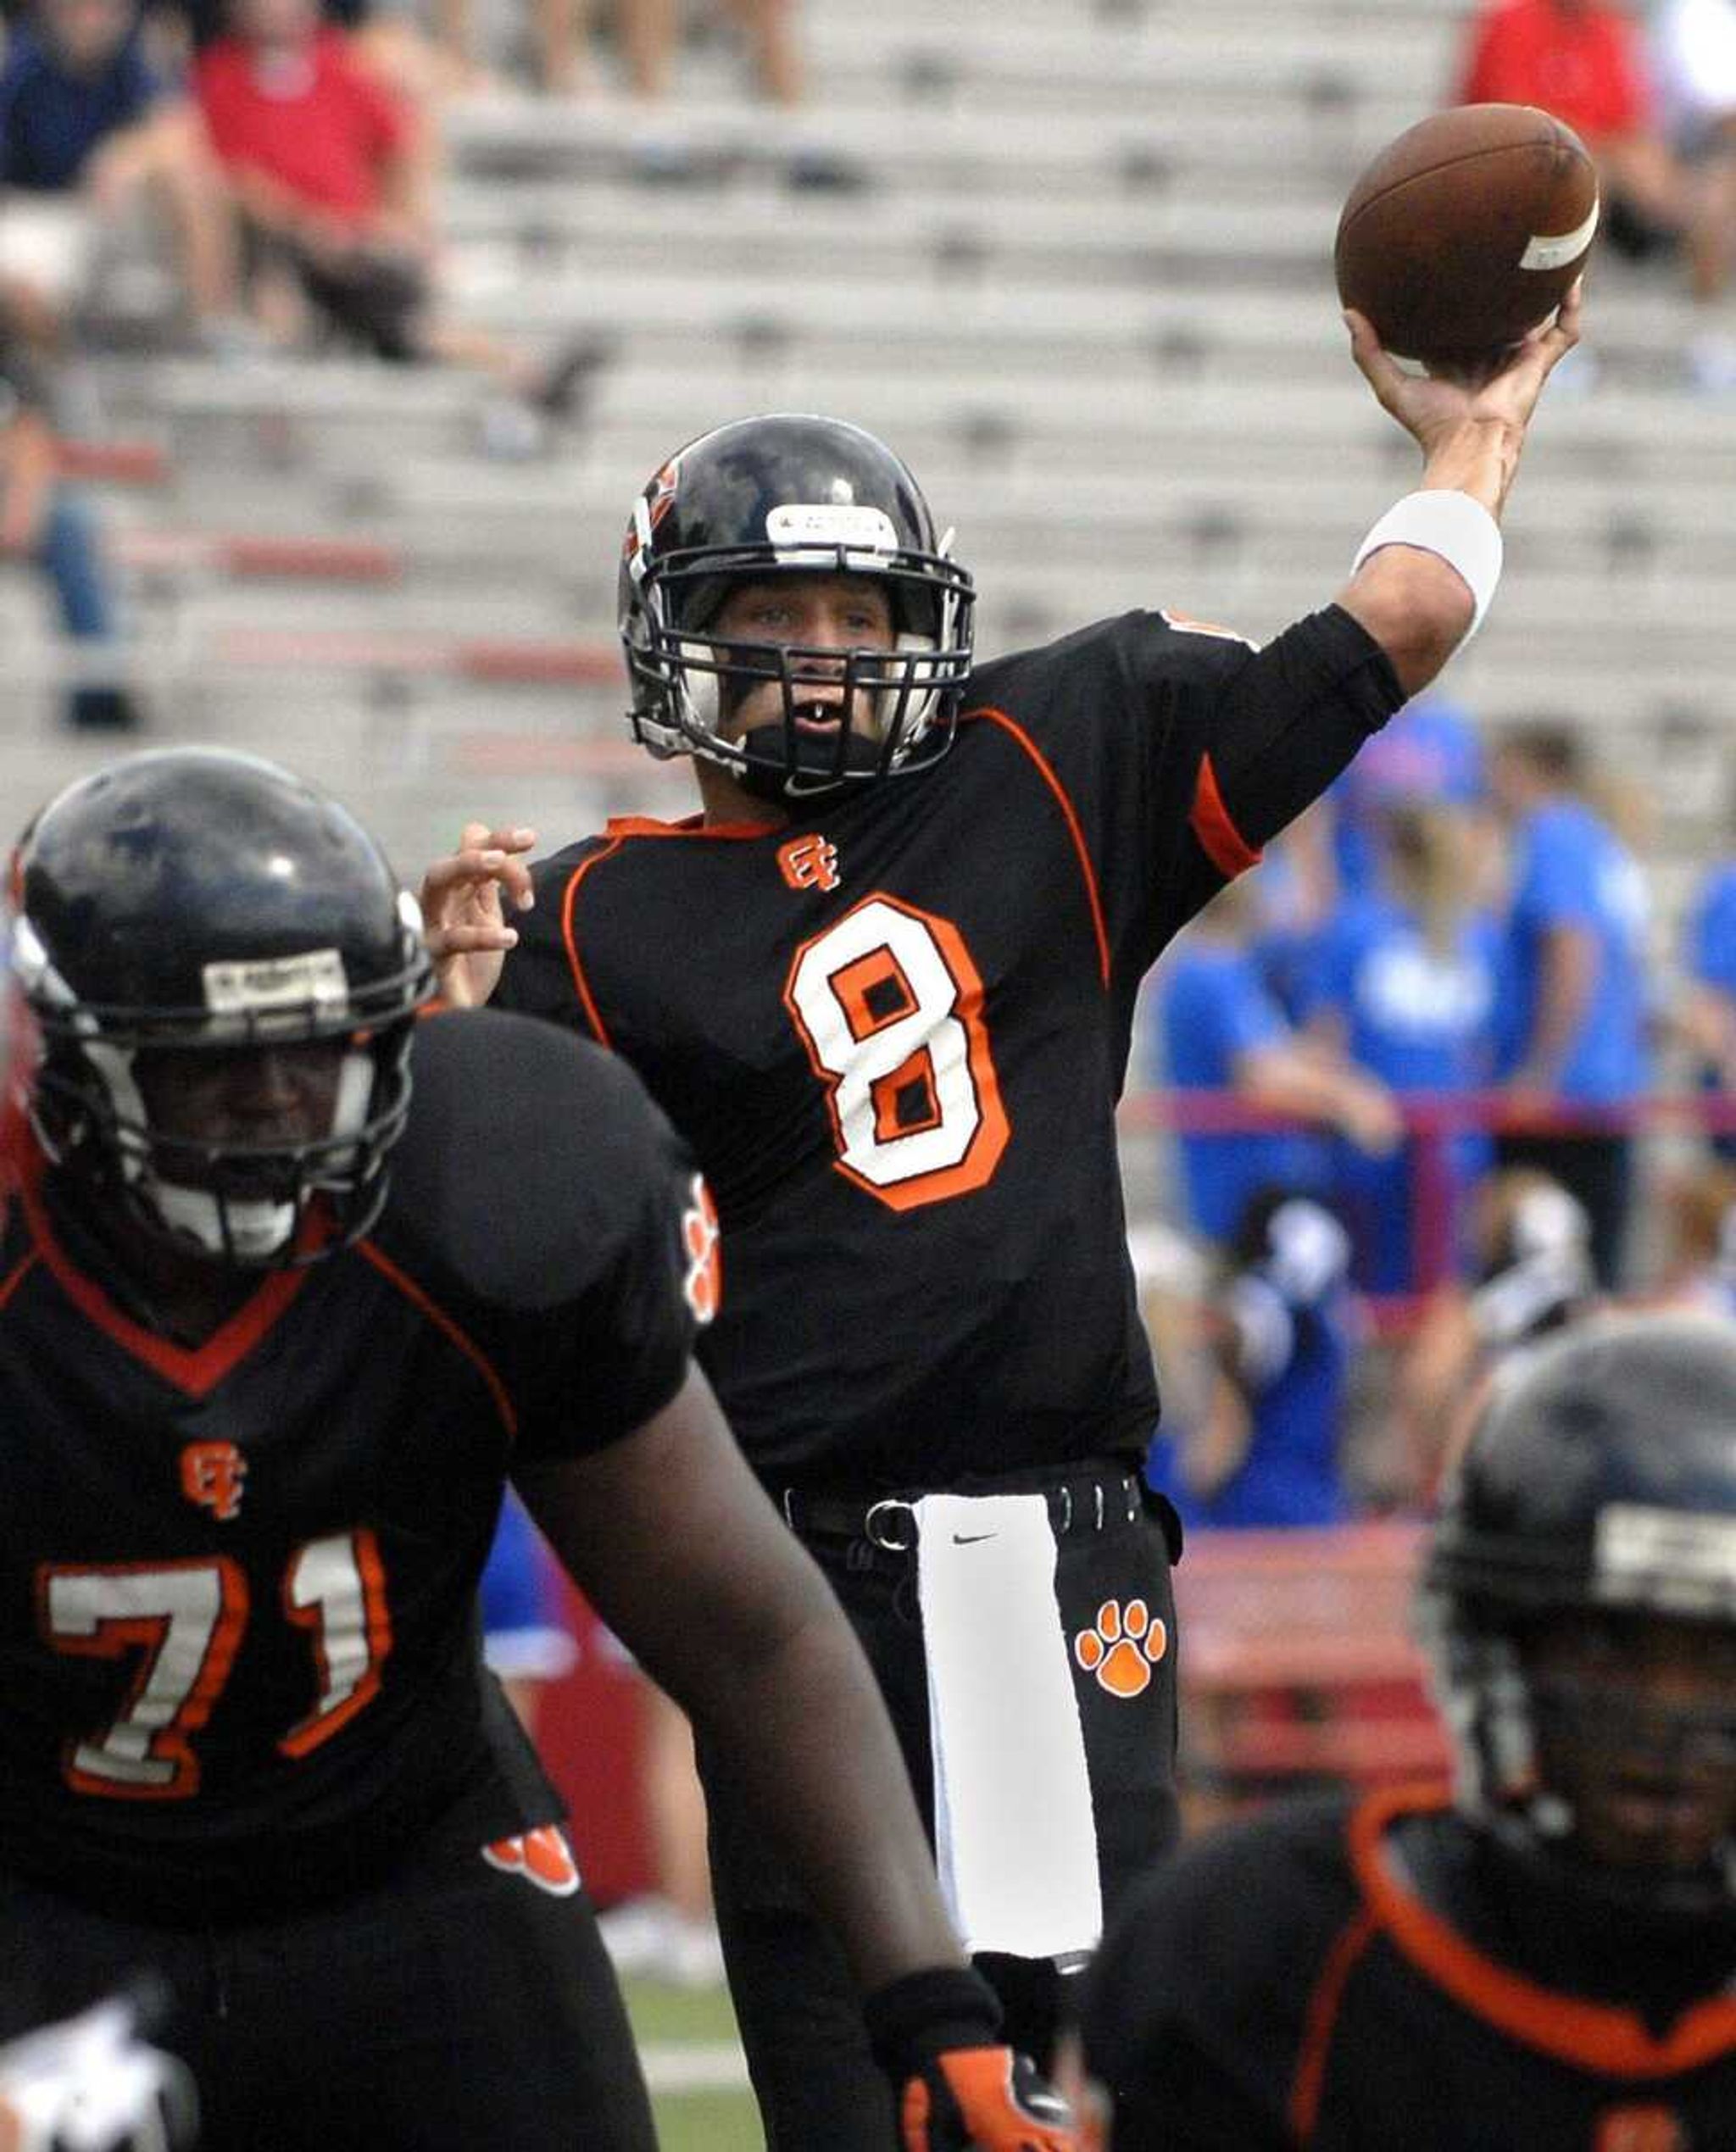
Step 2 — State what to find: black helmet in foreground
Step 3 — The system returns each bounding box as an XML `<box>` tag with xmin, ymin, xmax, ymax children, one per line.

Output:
<box><xmin>12</xmin><ymin>748</ymin><xmax>432</xmax><ymax>1265</ymax></box>
<box><xmin>1418</xmin><ymin>1311</ymin><xmax>1736</xmax><ymax>1915</ymax></box>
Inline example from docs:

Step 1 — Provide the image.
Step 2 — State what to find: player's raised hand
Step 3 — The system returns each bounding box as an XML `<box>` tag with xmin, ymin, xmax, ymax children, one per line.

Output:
<box><xmin>1344</xmin><ymin>280</ymin><xmax>1583</xmax><ymax>460</ymax></box>
<box><xmin>418</xmin><ymin>823</ymin><xmax>537</xmax><ymax>1008</ymax></box>
<box><xmin>899</xmin><ymin>2048</ymin><xmax>1077</xmax><ymax>2152</ymax></box>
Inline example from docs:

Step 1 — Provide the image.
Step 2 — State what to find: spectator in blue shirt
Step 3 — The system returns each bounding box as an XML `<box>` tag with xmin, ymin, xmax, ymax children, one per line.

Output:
<box><xmin>1488</xmin><ymin>722</ymin><xmax>1651</xmax><ymax>1285</ymax></box>
<box><xmin>1173</xmin><ymin>1189</ymin><xmax>1359</xmax><ymax>1531</ymax></box>
<box><xmin>1151</xmin><ymin>877</ymin><xmax>1400</xmax><ymax>1249</ymax></box>
<box><xmin>0</xmin><ymin>0</ymin><xmax>234</xmax><ymax>348</ymax></box>
<box><xmin>1679</xmin><ymin>855</ymin><xmax>1736</xmax><ymax>1162</ymax></box>
<box><xmin>1299</xmin><ymin>804</ymin><xmax>1500</xmax><ymax>1295</ymax></box>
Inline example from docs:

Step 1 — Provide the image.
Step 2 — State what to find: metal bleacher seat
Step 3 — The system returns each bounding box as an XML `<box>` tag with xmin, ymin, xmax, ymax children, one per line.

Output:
<box><xmin>9</xmin><ymin>0</ymin><xmax>1726</xmax><ymax>897</ymax></box>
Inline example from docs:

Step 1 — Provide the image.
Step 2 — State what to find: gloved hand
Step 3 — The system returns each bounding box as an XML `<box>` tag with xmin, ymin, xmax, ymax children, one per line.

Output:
<box><xmin>0</xmin><ymin>1988</ymin><xmax>198</xmax><ymax>2152</ymax></box>
<box><xmin>865</xmin><ymin>1966</ymin><xmax>1077</xmax><ymax>2152</ymax></box>
<box><xmin>900</xmin><ymin>2045</ymin><xmax>1077</xmax><ymax>2151</ymax></box>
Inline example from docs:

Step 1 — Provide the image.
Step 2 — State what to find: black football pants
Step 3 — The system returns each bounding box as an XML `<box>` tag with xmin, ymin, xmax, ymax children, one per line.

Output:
<box><xmin>0</xmin><ymin>1834</ymin><xmax>656</xmax><ymax>2151</ymax></box>
<box><xmin>699</xmin><ymin>1461</ymin><xmax>1182</xmax><ymax>2151</ymax></box>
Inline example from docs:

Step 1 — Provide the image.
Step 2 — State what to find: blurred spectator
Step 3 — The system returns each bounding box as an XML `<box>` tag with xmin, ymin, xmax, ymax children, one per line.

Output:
<box><xmin>615</xmin><ymin>0</ymin><xmax>802</xmax><ymax>104</ymax></box>
<box><xmin>194</xmin><ymin>0</ymin><xmax>604</xmax><ymax>415</ymax></box>
<box><xmin>0</xmin><ymin>0</ymin><xmax>236</xmax><ymax>348</ymax></box>
<box><xmin>1299</xmin><ymin>803</ymin><xmax>1500</xmax><ymax>1295</ymax></box>
<box><xmin>1455</xmin><ymin>0</ymin><xmax>1736</xmax><ymax>384</ymax></box>
<box><xmin>479</xmin><ymin>1487</ymin><xmax>576</xmax><ymax>1741</ymax></box>
<box><xmin>426</xmin><ymin>0</ymin><xmax>801</xmax><ymax>103</ymax></box>
<box><xmin>1652</xmin><ymin>1159</ymin><xmax>1736</xmax><ymax>1312</ymax></box>
<box><xmin>1172</xmin><ymin>1189</ymin><xmax>1360</xmax><ymax>1530</ymax></box>
<box><xmin>1396</xmin><ymin>1166</ymin><xmax>1598</xmax><ymax>1499</ymax></box>
<box><xmin>1127</xmin><ymin>1216</ymin><xmax>1216</xmax><ymax>1506</ymax></box>
<box><xmin>1152</xmin><ymin>876</ymin><xmax>1401</xmax><ymax>1250</ymax></box>
<box><xmin>1244</xmin><ymin>804</ymin><xmax>1338</xmax><ymax>1021</ymax></box>
<box><xmin>1488</xmin><ymin>721</ymin><xmax>1650</xmax><ymax>1287</ymax></box>
<box><xmin>0</xmin><ymin>318</ymin><xmax>138</xmax><ymax>728</ymax></box>
<box><xmin>1650</xmin><ymin>0</ymin><xmax>1736</xmax><ymax>384</ymax></box>
<box><xmin>159</xmin><ymin>0</ymin><xmax>461</xmax><ymax>108</ymax></box>
<box><xmin>1652</xmin><ymin>0</ymin><xmax>1736</xmax><ymax>153</ymax></box>
<box><xmin>1679</xmin><ymin>853</ymin><xmax>1736</xmax><ymax>1159</ymax></box>
<box><xmin>1326</xmin><ymin>692</ymin><xmax>1488</xmax><ymax>902</ymax></box>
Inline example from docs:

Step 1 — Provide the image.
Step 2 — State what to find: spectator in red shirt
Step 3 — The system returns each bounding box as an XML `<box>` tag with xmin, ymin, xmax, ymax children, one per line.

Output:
<box><xmin>195</xmin><ymin>0</ymin><xmax>604</xmax><ymax>414</ymax></box>
<box><xmin>1455</xmin><ymin>0</ymin><xmax>1736</xmax><ymax>363</ymax></box>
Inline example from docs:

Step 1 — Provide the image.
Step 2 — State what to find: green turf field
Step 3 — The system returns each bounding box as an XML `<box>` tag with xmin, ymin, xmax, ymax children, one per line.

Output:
<box><xmin>621</xmin><ymin>1974</ymin><xmax>763</xmax><ymax>2151</ymax></box>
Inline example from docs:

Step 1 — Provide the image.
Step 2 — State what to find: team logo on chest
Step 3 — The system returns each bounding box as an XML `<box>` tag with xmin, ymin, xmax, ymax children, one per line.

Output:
<box><xmin>777</xmin><ymin>834</ymin><xmax>841</xmax><ymax>894</ymax></box>
<box><xmin>179</xmin><ymin>1439</ymin><xmax>248</xmax><ymax>1521</ymax></box>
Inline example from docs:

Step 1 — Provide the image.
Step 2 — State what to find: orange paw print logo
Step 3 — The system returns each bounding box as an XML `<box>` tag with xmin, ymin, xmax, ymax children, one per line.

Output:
<box><xmin>1074</xmin><ymin>1599</ymin><xmax>1168</xmax><ymax>1699</ymax></box>
<box><xmin>482</xmin><ymin>1826</ymin><xmax>581</xmax><ymax>1898</ymax></box>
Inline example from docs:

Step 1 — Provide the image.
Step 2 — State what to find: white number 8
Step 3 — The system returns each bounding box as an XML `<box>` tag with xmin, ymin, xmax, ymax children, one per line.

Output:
<box><xmin>783</xmin><ymin>895</ymin><xmax>1009</xmax><ymax>1212</ymax></box>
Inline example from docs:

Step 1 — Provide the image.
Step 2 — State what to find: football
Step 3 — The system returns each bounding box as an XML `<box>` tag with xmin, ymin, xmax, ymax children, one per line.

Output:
<box><xmin>1334</xmin><ymin>103</ymin><xmax>1599</xmax><ymax>367</ymax></box>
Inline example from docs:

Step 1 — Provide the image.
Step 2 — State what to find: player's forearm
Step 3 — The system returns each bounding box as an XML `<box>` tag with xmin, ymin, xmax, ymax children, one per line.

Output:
<box><xmin>684</xmin><ymin>1604</ymin><xmax>967</xmax><ymax>1992</ymax></box>
<box><xmin>1415</xmin><ymin>414</ymin><xmax>1527</xmax><ymax>517</ymax></box>
<box><xmin>520</xmin><ymin>1391</ymin><xmax>967</xmax><ymax>1992</ymax></box>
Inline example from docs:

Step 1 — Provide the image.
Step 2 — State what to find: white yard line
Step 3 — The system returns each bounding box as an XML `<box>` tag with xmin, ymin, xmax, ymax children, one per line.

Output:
<box><xmin>640</xmin><ymin>2042</ymin><xmax>752</xmax><ymax>2094</ymax></box>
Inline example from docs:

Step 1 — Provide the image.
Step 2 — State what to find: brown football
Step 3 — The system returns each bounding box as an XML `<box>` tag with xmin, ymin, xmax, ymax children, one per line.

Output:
<box><xmin>1334</xmin><ymin>103</ymin><xmax>1598</xmax><ymax>367</ymax></box>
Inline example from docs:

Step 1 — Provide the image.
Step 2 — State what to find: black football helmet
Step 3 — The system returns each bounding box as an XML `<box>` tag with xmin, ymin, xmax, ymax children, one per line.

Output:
<box><xmin>1418</xmin><ymin>1311</ymin><xmax>1736</xmax><ymax>1912</ymax></box>
<box><xmin>12</xmin><ymin>748</ymin><xmax>433</xmax><ymax>1266</ymax></box>
<box><xmin>618</xmin><ymin>413</ymin><xmax>975</xmax><ymax>798</ymax></box>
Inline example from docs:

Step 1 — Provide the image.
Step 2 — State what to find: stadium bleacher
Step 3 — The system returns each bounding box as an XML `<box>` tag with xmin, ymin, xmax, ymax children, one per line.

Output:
<box><xmin>6</xmin><ymin>0</ymin><xmax>1728</xmax><ymax>899</ymax></box>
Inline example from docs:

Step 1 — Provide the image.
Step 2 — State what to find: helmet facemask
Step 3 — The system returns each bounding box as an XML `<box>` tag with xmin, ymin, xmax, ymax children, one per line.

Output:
<box><xmin>623</xmin><ymin>503</ymin><xmax>974</xmax><ymax>800</ymax></box>
<box><xmin>1420</xmin><ymin>1574</ymin><xmax>1736</xmax><ymax>1918</ymax></box>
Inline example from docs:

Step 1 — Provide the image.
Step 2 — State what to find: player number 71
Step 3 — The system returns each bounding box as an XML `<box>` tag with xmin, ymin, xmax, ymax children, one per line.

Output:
<box><xmin>38</xmin><ymin>1530</ymin><xmax>392</xmax><ymax>1799</ymax></box>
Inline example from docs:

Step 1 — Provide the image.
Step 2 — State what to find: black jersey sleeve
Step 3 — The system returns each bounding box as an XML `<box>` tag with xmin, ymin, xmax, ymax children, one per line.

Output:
<box><xmin>491</xmin><ymin>836</ymin><xmax>615</xmax><ymax>1041</ymax></box>
<box><xmin>384</xmin><ymin>1009</ymin><xmax>703</xmax><ymax>1457</ymax></box>
<box><xmin>967</xmin><ymin>605</ymin><xmax>1403</xmax><ymax>992</ymax></box>
<box><xmin>1166</xmin><ymin>603</ymin><xmax>1404</xmax><ymax>915</ymax></box>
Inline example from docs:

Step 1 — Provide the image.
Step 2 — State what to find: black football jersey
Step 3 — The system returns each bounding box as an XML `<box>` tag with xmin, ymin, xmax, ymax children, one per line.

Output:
<box><xmin>498</xmin><ymin>606</ymin><xmax>1401</xmax><ymax>1491</ymax></box>
<box><xmin>1079</xmin><ymin>1787</ymin><xmax>1736</xmax><ymax>2151</ymax></box>
<box><xmin>0</xmin><ymin>1008</ymin><xmax>708</xmax><ymax>1925</ymax></box>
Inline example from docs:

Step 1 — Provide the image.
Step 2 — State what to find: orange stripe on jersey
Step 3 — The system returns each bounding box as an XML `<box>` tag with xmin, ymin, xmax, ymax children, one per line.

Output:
<box><xmin>559</xmin><ymin>840</ymin><xmax>626</xmax><ymax>1049</ymax></box>
<box><xmin>1288</xmin><ymin>1905</ymin><xmax>1378</xmax><ymax>2144</ymax></box>
<box><xmin>0</xmin><ymin>1248</ymin><xmax>38</xmax><ymax>1313</ymax></box>
<box><xmin>15</xmin><ymin>1149</ymin><xmax>312</xmax><ymax>1399</ymax></box>
<box><xmin>355</xmin><ymin>1238</ymin><xmax>518</xmax><ymax>1441</ymax></box>
<box><xmin>1188</xmin><ymin>752</ymin><xmax>1261</xmax><ymax>881</ymax></box>
<box><xmin>1350</xmin><ymin>1785</ymin><xmax>1736</xmax><ymax>2076</ymax></box>
<box><xmin>961</xmin><ymin>706</ymin><xmax>1113</xmax><ymax>989</ymax></box>
<box><xmin>602</xmin><ymin>814</ymin><xmax>772</xmax><ymax>841</ymax></box>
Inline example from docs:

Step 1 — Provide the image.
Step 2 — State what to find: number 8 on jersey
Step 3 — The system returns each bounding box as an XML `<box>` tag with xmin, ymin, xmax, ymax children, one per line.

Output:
<box><xmin>783</xmin><ymin>895</ymin><xmax>1009</xmax><ymax>1212</ymax></box>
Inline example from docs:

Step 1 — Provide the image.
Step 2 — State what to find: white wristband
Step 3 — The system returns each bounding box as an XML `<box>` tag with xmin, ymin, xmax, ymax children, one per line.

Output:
<box><xmin>1351</xmin><ymin>489</ymin><xmax>1503</xmax><ymax>641</ymax></box>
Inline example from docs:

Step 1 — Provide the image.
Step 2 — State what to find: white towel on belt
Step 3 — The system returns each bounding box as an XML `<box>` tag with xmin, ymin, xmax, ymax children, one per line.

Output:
<box><xmin>914</xmin><ymin>1492</ymin><xmax>1102</xmax><ymax>1961</ymax></box>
